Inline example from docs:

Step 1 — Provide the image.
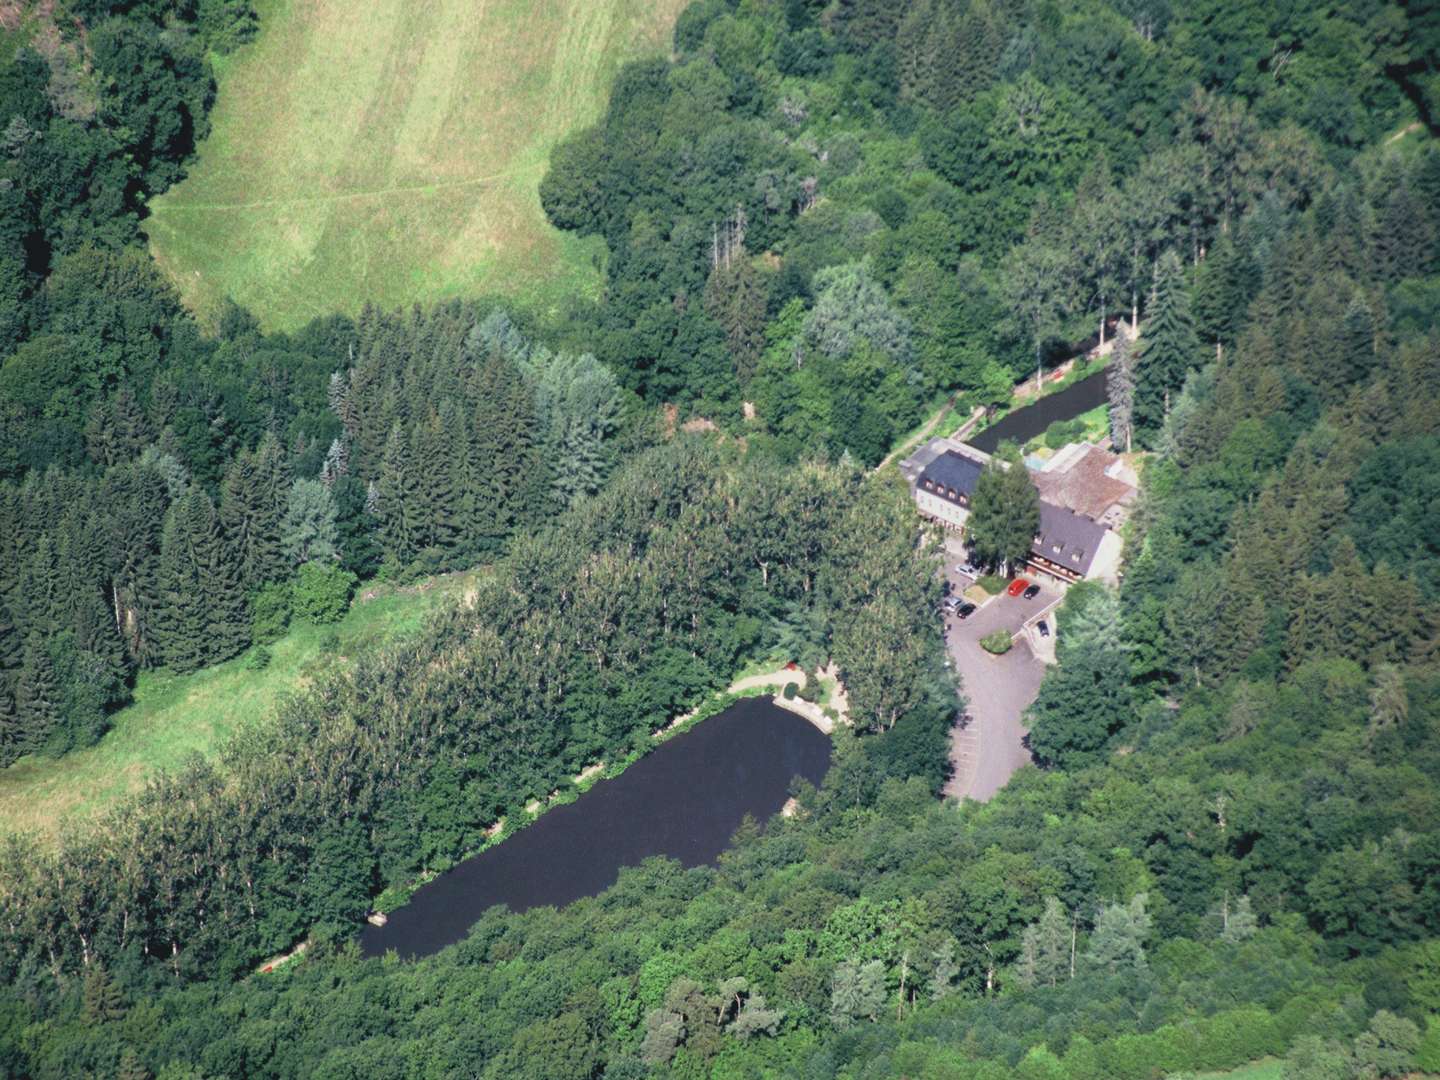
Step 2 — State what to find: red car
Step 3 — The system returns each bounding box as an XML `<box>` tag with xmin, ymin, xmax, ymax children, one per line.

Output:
<box><xmin>1007</xmin><ymin>578</ymin><xmax>1032</xmax><ymax>597</ymax></box>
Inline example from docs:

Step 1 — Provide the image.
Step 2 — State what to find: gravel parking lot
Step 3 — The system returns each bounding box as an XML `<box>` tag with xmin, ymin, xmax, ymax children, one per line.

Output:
<box><xmin>939</xmin><ymin>546</ymin><xmax>1058</xmax><ymax>801</ymax></box>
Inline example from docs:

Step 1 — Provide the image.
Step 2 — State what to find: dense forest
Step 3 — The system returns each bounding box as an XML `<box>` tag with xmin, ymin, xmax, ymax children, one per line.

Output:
<box><xmin>1</xmin><ymin>0</ymin><xmax>1439</xmax><ymax>1077</ymax></box>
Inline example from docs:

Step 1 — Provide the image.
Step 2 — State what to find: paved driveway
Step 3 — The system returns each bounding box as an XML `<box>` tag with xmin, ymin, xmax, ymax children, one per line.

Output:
<box><xmin>940</xmin><ymin>562</ymin><xmax>1056</xmax><ymax>801</ymax></box>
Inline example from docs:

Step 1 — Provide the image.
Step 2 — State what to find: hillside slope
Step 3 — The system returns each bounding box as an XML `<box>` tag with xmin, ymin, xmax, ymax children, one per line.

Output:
<box><xmin>146</xmin><ymin>0</ymin><xmax>684</xmax><ymax>330</ymax></box>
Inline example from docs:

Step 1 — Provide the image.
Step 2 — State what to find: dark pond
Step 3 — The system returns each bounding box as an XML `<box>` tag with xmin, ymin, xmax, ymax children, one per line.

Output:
<box><xmin>966</xmin><ymin>369</ymin><xmax>1108</xmax><ymax>454</ymax></box>
<box><xmin>360</xmin><ymin>695</ymin><xmax>831</xmax><ymax>959</ymax></box>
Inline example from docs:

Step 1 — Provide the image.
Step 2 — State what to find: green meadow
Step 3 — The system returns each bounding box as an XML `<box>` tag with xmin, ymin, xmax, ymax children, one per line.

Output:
<box><xmin>146</xmin><ymin>0</ymin><xmax>685</xmax><ymax>330</ymax></box>
<box><xmin>0</xmin><ymin>573</ymin><xmax>476</xmax><ymax>843</ymax></box>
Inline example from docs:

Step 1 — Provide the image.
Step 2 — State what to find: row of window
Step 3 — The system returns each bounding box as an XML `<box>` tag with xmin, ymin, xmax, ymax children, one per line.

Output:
<box><xmin>921</xmin><ymin>479</ymin><xmax>969</xmax><ymax>505</ymax></box>
<box><xmin>1034</xmin><ymin>536</ymin><xmax>1085</xmax><ymax>564</ymax></box>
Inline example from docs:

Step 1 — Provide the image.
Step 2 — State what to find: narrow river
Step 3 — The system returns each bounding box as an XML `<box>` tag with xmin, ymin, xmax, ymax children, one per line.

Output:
<box><xmin>966</xmin><ymin>368</ymin><xmax>1108</xmax><ymax>454</ymax></box>
<box><xmin>360</xmin><ymin>695</ymin><xmax>831</xmax><ymax>959</ymax></box>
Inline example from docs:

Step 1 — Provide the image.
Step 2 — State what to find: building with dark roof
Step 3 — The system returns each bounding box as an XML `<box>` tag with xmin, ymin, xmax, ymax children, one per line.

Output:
<box><xmin>913</xmin><ymin>448</ymin><xmax>987</xmax><ymax>530</ymax></box>
<box><xmin>903</xmin><ymin>438</ymin><xmax>1125</xmax><ymax>584</ymax></box>
<box><xmin>1029</xmin><ymin>501</ymin><xmax>1118</xmax><ymax>582</ymax></box>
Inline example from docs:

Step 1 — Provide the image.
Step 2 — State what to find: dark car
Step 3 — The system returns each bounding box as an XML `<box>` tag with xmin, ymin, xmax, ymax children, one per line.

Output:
<box><xmin>1037</xmin><ymin>619</ymin><xmax>1050</xmax><ymax>637</ymax></box>
<box><xmin>956</xmin><ymin>602</ymin><xmax>977</xmax><ymax>620</ymax></box>
<box><xmin>1023</xmin><ymin>583</ymin><xmax>1041</xmax><ymax>599</ymax></box>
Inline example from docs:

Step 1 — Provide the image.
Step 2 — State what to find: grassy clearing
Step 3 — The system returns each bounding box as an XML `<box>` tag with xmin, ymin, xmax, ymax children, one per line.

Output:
<box><xmin>146</xmin><ymin>0</ymin><xmax>686</xmax><ymax>330</ymax></box>
<box><xmin>0</xmin><ymin>571</ymin><xmax>478</xmax><ymax>843</ymax></box>
<box><xmin>1194</xmin><ymin>1061</ymin><xmax>1284</xmax><ymax>1080</ymax></box>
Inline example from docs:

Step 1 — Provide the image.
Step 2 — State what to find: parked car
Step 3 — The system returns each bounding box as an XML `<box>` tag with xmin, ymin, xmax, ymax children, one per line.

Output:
<box><xmin>1023</xmin><ymin>583</ymin><xmax>1041</xmax><ymax>599</ymax></box>
<box><xmin>1007</xmin><ymin>578</ymin><xmax>1031</xmax><ymax>597</ymax></box>
<box><xmin>943</xmin><ymin>595</ymin><xmax>963</xmax><ymax>612</ymax></box>
<box><xmin>1037</xmin><ymin>620</ymin><xmax>1050</xmax><ymax>637</ymax></box>
<box><xmin>956</xmin><ymin>602</ymin><xmax>977</xmax><ymax>620</ymax></box>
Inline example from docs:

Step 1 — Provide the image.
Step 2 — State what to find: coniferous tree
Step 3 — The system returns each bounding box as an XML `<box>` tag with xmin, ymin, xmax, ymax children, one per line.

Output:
<box><xmin>1018</xmin><ymin>897</ymin><xmax>1072</xmax><ymax>988</ymax></box>
<box><xmin>1336</xmin><ymin>293</ymin><xmax>1378</xmax><ymax>392</ymax></box>
<box><xmin>151</xmin><ymin>490</ymin><xmax>249</xmax><ymax>673</ymax></box>
<box><xmin>1133</xmin><ymin>250</ymin><xmax>1200</xmax><ymax>442</ymax></box>
<box><xmin>829</xmin><ymin>959</ymin><xmax>886</xmax><ymax>1029</ymax></box>
<box><xmin>319</xmin><ymin>437</ymin><xmax>349</xmax><ymax>489</ymax></box>
<box><xmin>332</xmin><ymin>474</ymin><xmax>381</xmax><ymax>577</ymax></box>
<box><xmin>13</xmin><ymin>634</ymin><xmax>59</xmax><ymax>755</ymax></box>
<box><xmin>468</xmin><ymin>353</ymin><xmax>550</xmax><ymax>554</ymax></box>
<box><xmin>84</xmin><ymin>400</ymin><xmax>120</xmax><ymax>468</ymax></box>
<box><xmin>1218</xmin><ymin>894</ymin><xmax>1258</xmax><ymax>943</ymax></box>
<box><xmin>1106</xmin><ymin>333</ymin><xmax>1136</xmax><ymax>452</ymax></box>
<box><xmin>1191</xmin><ymin>234</ymin><xmax>1257</xmax><ymax>358</ymax></box>
<box><xmin>519</xmin><ymin>349</ymin><xmax>622</xmax><ymax>510</ymax></box>
<box><xmin>1371</xmin><ymin>183</ymin><xmax>1433</xmax><ymax>284</ymax></box>
<box><xmin>82</xmin><ymin>964</ymin><xmax>126</xmax><ymax>1022</ymax></box>
<box><xmin>220</xmin><ymin>435</ymin><xmax>287</xmax><ymax>591</ymax></box>
<box><xmin>0</xmin><ymin>601</ymin><xmax>21</xmax><ymax>763</ymax></box>
<box><xmin>115</xmin><ymin>1046</ymin><xmax>149</xmax><ymax>1080</ymax></box>
<box><xmin>20</xmin><ymin>535</ymin><xmax>64</xmax><ymax>638</ymax></box>
<box><xmin>1085</xmin><ymin>894</ymin><xmax>1152</xmax><ymax>975</ymax></box>
<box><xmin>111</xmin><ymin>387</ymin><xmax>152</xmax><ymax>459</ymax></box>
<box><xmin>1315</xmin><ymin>184</ymin><xmax>1368</xmax><ymax>281</ymax></box>
<box><xmin>704</xmin><ymin>259</ymin><xmax>768</xmax><ymax>385</ymax></box>
<box><xmin>375</xmin><ymin>423</ymin><xmax>416</xmax><ymax>568</ymax></box>
<box><xmin>99</xmin><ymin>461</ymin><xmax>170</xmax><ymax>665</ymax></box>
<box><xmin>410</xmin><ymin>407</ymin><xmax>459</xmax><ymax>557</ymax></box>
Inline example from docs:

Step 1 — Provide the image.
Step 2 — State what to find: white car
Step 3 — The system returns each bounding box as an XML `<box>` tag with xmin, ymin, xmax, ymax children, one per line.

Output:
<box><xmin>955</xmin><ymin>562</ymin><xmax>977</xmax><ymax>576</ymax></box>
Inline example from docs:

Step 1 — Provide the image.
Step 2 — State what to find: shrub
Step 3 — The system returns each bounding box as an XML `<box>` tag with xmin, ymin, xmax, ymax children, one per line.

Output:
<box><xmin>980</xmin><ymin>630</ymin><xmax>1012</xmax><ymax>655</ymax></box>
<box><xmin>1043</xmin><ymin>417</ymin><xmax>1087</xmax><ymax>449</ymax></box>
<box><xmin>250</xmin><ymin>582</ymin><xmax>292</xmax><ymax>644</ymax></box>
<box><xmin>1418</xmin><ymin>1016</ymin><xmax>1440</xmax><ymax>1073</ymax></box>
<box><xmin>245</xmin><ymin>646</ymin><xmax>272</xmax><ymax>671</ymax></box>
<box><xmin>292</xmin><ymin>561</ymin><xmax>358</xmax><ymax>624</ymax></box>
<box><xmin>782</xmin><ymin>682</ymin><xmax>799</xmax><ymax>700</ymax></box>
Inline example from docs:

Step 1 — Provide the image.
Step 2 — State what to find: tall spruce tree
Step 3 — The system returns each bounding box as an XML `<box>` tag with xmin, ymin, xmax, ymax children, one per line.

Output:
<box><xmin>99</xmin><ymin>461</ymin><xmax>170</xmax><ymax>665</ymax></box>
<box><xmin>13</xmin><ymin>634</ymin><xmax>59</xmax><ymax>756</ymax></box>
<box><xmin>151</xmin><ymin>490</ymin><xmax>249</xmax><ymax>674</ymax></box>
<box><xmin>1106</xmin><ymin>333</ymin><xmax>1136</xmax><ymax>452</ymax></box>
<box><xmin>1191</xmin><ymin>234</ymin><xmax>1257</xmax><ymax>358</ymax></box>
<box><xmin>1085</xmin><ymin>894</ymin><xmax>1152</xmax><ymax>975</ymax></box>
<box><xmin>1335</xmin><ymin>293</ymin><xmax>1378</xmax><ymax>392</ymax></box>
<box><xmin>375</xmin><ymin>423</ymin><xmax>416</xmax><ymax>568</ymax></box>
<box><xmin>1133</xmin><ymin>250</ymin><xmax>1199</xmax><ymax>442</ymax></box>
<box><xmin>220</xmin><ymin>434</ymin><xmax>287</xmax><ymax>591</ymax></box>
<box><xmin>410</xmin><ymin>407</ymin><xmax>459</xmax><ymax>557</ymax></box>
<box><xmin>0</xmin><ymin>601</ymin><xmax>21</xmax><ymax>764</ymax></box>
<box><xmin>1017</xmin><ymin>897</ymin><xmax>1072</xmax><ymax>988</ymax></box>
<box><xmin>332</xmin><ymin>474</ymin><xmax>380</xmax><ymax>577</ymax></box>
<box><xmin>1372</xmin><ymin>183</ymin><xmax>1434</xmax><ymax>284</ymax></box>
<box><xmin>468</xmin><ymin>353</ymin><xmax>550</xmax><ymax>554</ymax></box>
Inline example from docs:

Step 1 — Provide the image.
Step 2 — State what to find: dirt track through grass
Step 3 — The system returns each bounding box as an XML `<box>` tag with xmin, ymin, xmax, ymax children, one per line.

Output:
<box><xmin>146</xmin><ymin>0</ymin><xmax>684</xmax><ymax>330</ymax></box>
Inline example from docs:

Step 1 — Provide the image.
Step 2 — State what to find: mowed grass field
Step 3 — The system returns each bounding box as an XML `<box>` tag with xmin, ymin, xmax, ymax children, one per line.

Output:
<box><xmin>0</xmin><ymin>572</ymin><xmax>478</xmax><ymax>844</ymax></box>
<box><xmin>146</xmin><ymin>0</ymin><xmax>686</xmax><ymax>330</ymax></box>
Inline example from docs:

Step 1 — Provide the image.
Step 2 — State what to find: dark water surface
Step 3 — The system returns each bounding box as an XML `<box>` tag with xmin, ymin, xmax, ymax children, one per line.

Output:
<box><xmin>966</xmin><ymin>369</ymin><xmax>1107</xmax><ymax>454</ymax></box>
<box><xmin>360</xmin><ymin>696</ymin><xmax>831</xmax><ymax>959</ymax></box>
